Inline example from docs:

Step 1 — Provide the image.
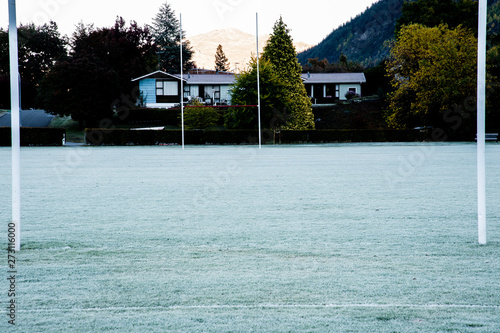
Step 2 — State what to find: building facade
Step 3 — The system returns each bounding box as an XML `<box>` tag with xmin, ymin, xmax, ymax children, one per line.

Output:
<box><xmin>132</xmin><ymin>71</ymin><xmax>366</xmax><ymax>108</ymax></box>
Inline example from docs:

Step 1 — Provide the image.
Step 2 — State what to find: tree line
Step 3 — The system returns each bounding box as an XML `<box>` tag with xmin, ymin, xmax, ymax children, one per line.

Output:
<box><xmin>301</xmin><ymin>0</ymin><xmax>500</xmax><ymax>135</ymax></box>
<box><xmin>0</xmin><ymin>2</ymin><xmax>194</xmax><ymax>127</ymax></box>
<box><xmin>1</xmin><ymin>2</ymin><xmax>313</xmax><ymax>130</ymax></box>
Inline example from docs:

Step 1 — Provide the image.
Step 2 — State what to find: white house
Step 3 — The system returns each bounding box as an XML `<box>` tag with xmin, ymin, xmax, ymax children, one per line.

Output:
<box><xmin>132</xmin><ymin>70</ymin><xmax>366</xmax><ymax>108</ymax></box>
<box><xmin>301</xmin><ymin>73</ymin><xmax>366</xmax><ymax>104</ymax></box>
<box><xmin>131</xmin><ymin>70</ymin><xmax>235</xmax><ymax>109</ymax></box>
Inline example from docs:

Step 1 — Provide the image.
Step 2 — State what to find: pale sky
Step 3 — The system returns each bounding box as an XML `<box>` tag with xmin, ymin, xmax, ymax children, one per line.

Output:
<box><xmin>2</xmin><ymin>0</ymin><xmax>380</xmax><ymax>45</ymax></box>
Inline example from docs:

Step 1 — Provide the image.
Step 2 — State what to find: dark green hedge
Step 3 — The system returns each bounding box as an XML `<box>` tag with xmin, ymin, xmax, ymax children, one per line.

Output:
<box><xmin>119</xmin><ymin>108</ymin><xmax>180</xmax><ymax>125</ymax></box>
<box><xmin>0</xmin><ymin>127</ymin><xmax>66</xmax><ymax>146</ymax></box>
<box><xmin>84</xmin><ymin>129</ymin><xmax>442</xmax><ymax>146</ymax></box>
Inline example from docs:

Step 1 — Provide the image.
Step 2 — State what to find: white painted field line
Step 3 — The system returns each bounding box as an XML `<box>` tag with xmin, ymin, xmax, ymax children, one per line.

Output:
<box><xmin>15</xmin><ymin>303</ymin><xmax>500</xmax><ymax>313</ymax></box>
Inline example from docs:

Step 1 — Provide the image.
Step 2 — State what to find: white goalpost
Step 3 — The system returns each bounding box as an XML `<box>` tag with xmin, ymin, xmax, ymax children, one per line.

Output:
<box><xmin>256</xmin><ymin>13</ymin><xmax>262</xmax><ymax>149</ymax></box>
<box><xmin>9</xmin><ymin>0</ymin><xmax>21</xmax><ymax>252</ymax></box>
<box><xmin>477</xmin><ymin>0</ymin><xmax>487</xmax><ymax>245</ymax></box>
<box><xmin>180</xmin><ymin>13</ymin><xmax>185</xmax><ymax>150</ymax></box>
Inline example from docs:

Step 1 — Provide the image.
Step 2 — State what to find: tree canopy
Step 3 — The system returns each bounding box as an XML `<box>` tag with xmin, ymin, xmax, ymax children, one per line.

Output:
<box><xmin>386</xmin><ymin>24</ymin><xmax>478</xmax><ymax>133</ymax></box>
<box><xmin>226</xmin><ymin>57</ymin><xmax>288</xmax><ymax>130</ymax></box>
<box><xmin>262</xmin><ymin>17</ymin><xmax>314</xmax><ymax>130</ymax></box>
<box><xmin>0</xmin><ymin>22</ymin><xmax>67</xmax><ymax>109</ymax></box>
<box><xmin>395</xmin><ymin>0</ymin><xmax>478</xmax><ymax>35</ymax></box>
<box><xmin>38</xmin><ymin>17</ymin><xmax>157</xmax><ymax>126</ymax></box>
<box><xmin>150</xmin><ymin>1</ymin><xmax>194</xmax><ymax>73</ymax></box>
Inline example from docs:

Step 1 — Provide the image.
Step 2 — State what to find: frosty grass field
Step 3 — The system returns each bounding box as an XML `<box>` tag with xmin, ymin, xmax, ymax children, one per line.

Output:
<box><xmin>1</xmin><ymin>143</ymin><xmax>499</xmax><ymax>332</ymax></box>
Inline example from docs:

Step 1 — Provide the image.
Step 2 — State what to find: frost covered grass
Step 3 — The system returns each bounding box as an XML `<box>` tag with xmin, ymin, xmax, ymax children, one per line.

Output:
<box><xmin>1</xmin><ymin>143</ymin><xmax>499</xmax><ymax>332</ymax></box>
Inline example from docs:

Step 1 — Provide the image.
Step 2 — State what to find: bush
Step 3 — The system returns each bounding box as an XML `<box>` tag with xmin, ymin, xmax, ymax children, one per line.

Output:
<box><xmin>183</xmin><ymin>100</ymin><xmax>220</xmax><ymax>129</ymax></box>
<box><xmin>84</xmin><ymin>128</ymin><xmax>442</xmax><ymax>146</ymax></box>
<box><xmin>119</xmin><ymin>108</ymin><xmax>180</xmax><ymax>126</ymax></box>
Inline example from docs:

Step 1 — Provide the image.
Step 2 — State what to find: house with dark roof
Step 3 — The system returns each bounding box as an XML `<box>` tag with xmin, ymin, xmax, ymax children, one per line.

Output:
<box><xmin>132</xmin><ymin>70</ymin><xmax>365</xmax><ymax>108</ymax></box>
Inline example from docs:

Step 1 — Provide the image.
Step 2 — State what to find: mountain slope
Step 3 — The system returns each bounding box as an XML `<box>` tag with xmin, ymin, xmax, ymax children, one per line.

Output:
<box><xmin>298</xmin><ymin>0</ymin><xmax>500</xmax><ymax>68</ymax></box>
<box><xmin>298</xmin><ymin>0</ymin><xmax>404</xmax><ymax>67</ymax></box>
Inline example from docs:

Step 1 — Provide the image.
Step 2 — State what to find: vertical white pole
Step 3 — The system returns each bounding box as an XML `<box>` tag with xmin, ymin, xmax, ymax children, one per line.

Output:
<box><xmin>477</xmin><ymin>0</ymin><xmax>487</xmax><ymax>245</ymax></box>
<box><xmin>9</xmin><ymin>0</ymin><xmax>21</xmax><ymax>252</ymax></box>
<box><xmin>180</xmin><ymin>13</ymin><xmax>185</xmax><ymax>150</ymax></box>
<box><xmin>256</xmin><ymin>13</ymin><xmax>261</xmax><ymax>149</ymax></box>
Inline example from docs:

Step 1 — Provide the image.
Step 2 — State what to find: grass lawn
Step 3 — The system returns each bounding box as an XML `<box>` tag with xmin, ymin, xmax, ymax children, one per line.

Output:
<box><xmin>1</xmin><ymin>144</ymin><xmax>499</xmax><ymax>332</ymax></box>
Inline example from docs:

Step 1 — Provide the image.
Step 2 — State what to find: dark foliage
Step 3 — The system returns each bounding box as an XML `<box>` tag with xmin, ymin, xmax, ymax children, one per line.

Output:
<box><xmin>0</xmin><ymin>127</ymin><xmax>65</xmax><ymax>146</ymax></box>
<box><xmin>395</xmin><ymin>0</ymin><xmax>478</xmax><ymax>35</ymax></box>
<box><xmin>84</xmin><ymin>128</ymin><xmax>466</xmax><ymax>146</ymax></box>
<box><xmin>38</xmin><ymin>17</ymin><xmax>157</xmax><ymax>127</ymax></box>
<box><xmin>0</xmin><ymin>22</ymin><xmax>67</xmax><ymax>109</ymax></box>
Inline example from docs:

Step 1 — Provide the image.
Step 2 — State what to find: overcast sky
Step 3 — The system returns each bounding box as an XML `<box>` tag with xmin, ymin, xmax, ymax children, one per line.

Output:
<box><xmin>2</xmin><ymin>0</ymin><xmax>380</xmax><ymax>45</ymax></box>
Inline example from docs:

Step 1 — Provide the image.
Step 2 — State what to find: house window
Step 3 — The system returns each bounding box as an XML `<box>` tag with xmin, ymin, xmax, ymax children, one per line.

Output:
<box><xmin>349</xmin><ymin>87</ymin><xmax>357</xmax><ymax>93</ymax></box>
<box><xmin>156</xmin><ymin>81</ymin><xmax>163</xmax><ymax>95</ymax></box>
<box><xmin>183</xmin><ymin>85</ymin><xmax>190</xmax><ymax>99</ymax></box>
<box><xmin>156</xmin><ymin>80</ymin><xmax>178</xmax><ymax>96</ymax></box>
<box><xmin>335</xmin><ymin>85</ymin><xmax>340</xmax><ymax>98</ymax></box>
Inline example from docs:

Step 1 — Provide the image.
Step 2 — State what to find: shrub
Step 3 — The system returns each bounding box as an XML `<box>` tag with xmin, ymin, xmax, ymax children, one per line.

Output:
<box><xmin>183</xmin><ymin>100</ymin><xmax>220</xmax><ymax>129</ymax></box>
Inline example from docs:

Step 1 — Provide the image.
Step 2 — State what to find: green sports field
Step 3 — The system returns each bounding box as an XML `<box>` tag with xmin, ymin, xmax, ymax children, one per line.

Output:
<box><xmin>1</xmin><ymin>143</ymin><xmax>499</xmax><ymax>332</ymax></box>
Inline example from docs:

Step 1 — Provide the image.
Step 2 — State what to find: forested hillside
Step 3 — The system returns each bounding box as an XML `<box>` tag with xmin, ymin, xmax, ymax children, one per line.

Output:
<box><xmin>298</xmin><ymin>0</ymin><xmax>500</xmax><ymax>68</ymax></box>
<box><xmin>297</xmin><ymin>0</ymin><xmax>404</xmax><ymax>67</ymax></box>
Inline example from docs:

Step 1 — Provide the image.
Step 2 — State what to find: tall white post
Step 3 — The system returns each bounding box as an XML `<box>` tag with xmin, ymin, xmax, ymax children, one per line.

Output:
<box><xmin>477</xmin><ymin>0</ymin><xmax>487</xmax><ymax>245</ymax></box>
<box><xmin>180</xmin><ymin>13</ymin><xmax>185</xmax><ymax>150</ymax></box>
<box><xmin>9</xmin><ymin>0</ymin><xmax>21</xmax><ymax>252</ymax></box>
<box><xmin>256</xmin><ymin>13</ymin><xmax>261</xmax><ymax>149</ymax></box>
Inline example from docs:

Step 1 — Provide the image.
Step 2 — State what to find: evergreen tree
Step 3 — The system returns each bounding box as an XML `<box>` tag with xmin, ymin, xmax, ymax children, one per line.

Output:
<box><xmin>215</xmin><ymin>44</ymin><xmax>230</xmax><ymax>72</ymax></box>
<box><xmin>263</xmin><ymin>17</ymin><xmax>314</xmax><ymax>130</ymax></box>
<box><xmin>150</xmin><ymin>1</ymin><xmax>194</xmax><ymax>73</ymax></box>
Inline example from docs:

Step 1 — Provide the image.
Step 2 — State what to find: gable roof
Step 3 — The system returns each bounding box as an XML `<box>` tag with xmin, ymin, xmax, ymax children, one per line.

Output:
<box><xmin>132</xmin><ymin>71</ymin><xmax>236</xmax><ymax>85</ymax></box>
<box><xmin>131</xmin><ymin>70</ymin><xmax>185</xmax><ymax>82</ymax></box>
<box><xmin>301</xmin><ymin>73</ymin><xmax>366</xmax><ymax>84</ymax></box>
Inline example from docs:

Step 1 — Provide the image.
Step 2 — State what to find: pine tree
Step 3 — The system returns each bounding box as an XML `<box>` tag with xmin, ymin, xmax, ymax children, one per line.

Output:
<box><xmin>150</xmin><ymin>2</ymin><xmax>194</xmax><ymax>73</ymax></box>
<box><xmin>263</xmin><ymin>17</ymin><xmax>314</xmax><ymax>130</ymax></box>
<box><xmin>215</xmin><ymin>44</ymin><xmax>230</xmax><ymax>72</ymax></box>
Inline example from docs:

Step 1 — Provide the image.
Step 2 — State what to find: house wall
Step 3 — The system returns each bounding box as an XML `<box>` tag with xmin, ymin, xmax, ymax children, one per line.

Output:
<box><xmin>339</xmin><ymin>84</ymin><xmax>362</xmax><ymax>100</ymax></box>
<box><xmin>220</xmin><ymin>85</ymin><xmax>232</xmax><ymax>104</ymax></box>
<box><xmin>139</xmin><ymin>79</ymin><xmax>156</xmax><ymax>106</ymax></box>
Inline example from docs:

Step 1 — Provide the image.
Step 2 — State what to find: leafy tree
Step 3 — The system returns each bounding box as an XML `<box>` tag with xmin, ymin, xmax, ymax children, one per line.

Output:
<box><xmin>386</xmin><ymin>24</ymin><xmax>478</xmax><ymax>132</ymax></box>
<box><xmin>263</xmin><ymin>17</ymin><xmax>314</xmax><ymax>130</ymax></box>
<box><xmin>226</xmin><ymin>57</ymin><xmax>288</xmax><ymax>130</ymax></box>
<box><xmin>0</xmin><ymin>22</ymin><xmax>67</xmax><ymax>109</ymax></box>
<box><xmin>215</xmin><ymin>44</ymin><xmax>230</xmax><ymax>72</ymax></box>
<box><xmin>303</xmin><ymin>55</ymin><xmax>364</xmax><ymax>73</ymax></box>
<box><xmin>38</xmin><ymin>17</ymin><xmax>156</xmax><ymax>127</ymax></box>
<box><xmin>150</xmin><ymin>1</ymin><xmax>194</xmax><ymax>73</ymax></box>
